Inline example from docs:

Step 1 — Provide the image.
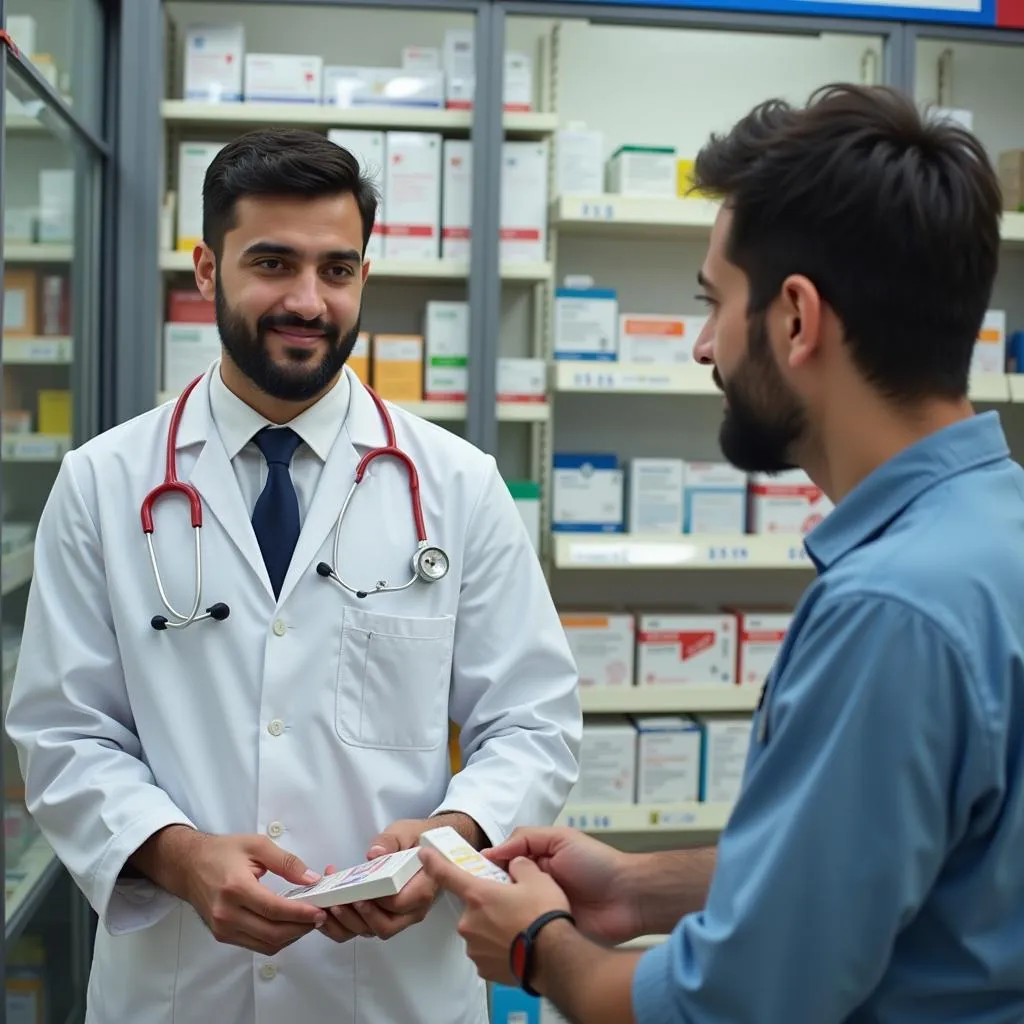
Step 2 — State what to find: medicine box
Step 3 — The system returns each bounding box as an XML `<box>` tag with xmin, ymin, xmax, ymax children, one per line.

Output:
<box><xmin>244</xmin><ymin>54</ymin><xmax>322</xmax><ymax>104</ymax></box>
<box><xmin>4</xmin><ymin>270</ymin><xmax>38</xmax><ymax>337</ymax></box>
<box><xmin>327</xmin><ymin>130</ymin><xmax>385</xmax><ymax>262</ymax></box>
<box><xmin>419</xmin><ymin>825</ymin><xmax>511</xmax><ymax>884</ymax></box>
<box><xmin>633</xmin><ymin>716</ymin><xmax>702</xmax><ymax>803</ymax></box>
<box><xmin>683</xmin><ymin>462</ymin><xmax>747</xmax><ymax>534</ymax></box>
<box><xmin>997</xmin><ymin>150</ymin><xmax>1024</xmax><ymax>211</ymax></box>
<box><xmin>184</xmin><ymin>24</ymin><xmax>245</xmax><ymax>103</ymax></box>
<box><xmin>167</xmin><ymin>288</ymin><xmax>215</xmax><ymax>324</ymax></box>
<box><xmin>6</xmin><ymin>16</ymin><xmax>36</xmax><ymax>57</ymax></box>
<box><xmin>491</xmin><ymin>986</ymin><xmax>571</xmax><ymax>1024</ymax></box>
<box><xmin>384</xmin><ymin>132</ymin><xmax>442</xmax><ymax>261</ymax></box>
<box><xmin>322</xmin><ymin>66</ymin><xmax>443</xmax><ymax>109</ymax></box>
<box><xmin>441</xmin><ymin>140</ymin><xmax>472</xmax><ymax>261</ymax></box>
<box><xmin>627</xmin><ymin>458</ymin><xmax>685</xmax><ymax>534</ymax></box>
<box><xmin>163</xmin><ymin>323</ymin><xmax>221</xmax><ymax>393</ymax></box>
<box><xmin>501</xmin><ymin>142</ymin><xmax>549</xmax><ymax>264</ymax></box>
<box><xmin>618</xmin><ymin>314</ymin><xmax>704</xmax><ymax>365</ymax></box>
<box><xmin>371</xmin><ymin>334</ymin><xmax>423</xmax><ymax>402</ymax></box>
<box><xmin>693</xmin><ymin>715</ymin><xmax>752</xmax><ymax>804</ymax></box>
<box><xmin>496</xmin><ymin>358</ymin><xmax>546</xmax><ymax>404</ymax></box>
<box><xmin>556</xmin><ymin>128</ymin><xmax>604</xmax><ymax>196</ymax></box>
<box><xmin>176</xmin><ymin>142</ymin><xmax>225</xmax><ymax>251</ymax></box>
<box><xmin>748</xmin><ymin>469</ymin><xmax>832</xmax><ymax>535</ymax></box>
<box><xmin>282</xmin><ymin>847</ymin><xmax>423</xmax><ymax>908</ymax></box>
<box><xmin>736</xmin><ymin>611</ymin><xmax>793</xmax><ymax>686</ymax></box>
<box><xmin>508</xmin><ymin>480</ymin><xmax>541</xmax><ymax>553</ymax></box>
<box><xmin>606</xmin><ymin>145</ymin><xmax>677</xmax><ymax>199</ymax></box>
<box><xmin>38</xmin><ymin>170</ymin><xmax>74</xmax><ymax>243</ymax></box>
<box><xmin>403</xmin><ymin>46</ymin><xmax>441</xmax><ymax>71</ymax></box>
<box><xmin>552</xmin><ymin>453</ymin><xmax>624</xmax><ymax>533</ymax></box>
<box><xmin>636</xmin><ymin>613</ymin><xmax>736</xmax><ymax>685</ymax></box>
<box><xmin>576</xmin><ymin>720</ymin><xmax>637</xmax><ymax>804</ymax></box>
<box><xmin>38</xmin><ymin>390</ymin><xmax>72</xmax><ymax>435</ymax></box>
<box><xmin>442</xmin><ymin>28</ymin><xmax>475</xmax><ymax>110</ymax></box>
<box><xmin>424</xmin><ymin>300</ymin><xmax>469</xmax><ymax>401</ymax></box>
<box><xmin>348</xmin><ymin>332</ymin><xmax>370</xmax><ymax>385</ymax></box>
<box><xmin>554</xmin><ymin>288</ymin><xmax>618</xmax><ymax>361</ymax></box>
<box><xmin>503</xmin><ymin>52</ymin><xmax>534</xmax><ymax>112</ymax></box>
<box><xmin>972</xmin><ymin>309</ymin><xmax>1007</xmax><ymax>375</ymax></box>
<box><xmin>559</xmin><ymin>612</ymin><xmax>634</xmax><ymax>687</ymax></box>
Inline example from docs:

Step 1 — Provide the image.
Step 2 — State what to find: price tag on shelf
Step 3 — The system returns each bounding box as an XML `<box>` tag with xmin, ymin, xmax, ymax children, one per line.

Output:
<box><xmin>704</xmin><ymin>543</ymin><xmax>751</xmax><ymax>564</ymax></box>
<box><xmin>649</xmin><ymin>809</ymin><xmax>699</xmax><ymax>827</ymax></box>
<box><xmin>578</xmin><ymin>201</ymin><xmax>616</xmax><ymax>221</ymax></box>
<box><xmin>568</xmin><ymin>543</ymin><xmax>628</xmax><ymax>567</ymax></box>
<box><xmin>568</xmin><ymin>368</ymin><xmax>619</xmax><ymax>391</ymax></box>
<box><xmin>564</xmin><ymin>813</ymin><xmax>614</xmax><ymax>830</ymax></box>
<box><xmin>786</xmin><ymin>545</ymin><xmax>810</xmax><ymax>563</ymax></box>
<box><xmin>616</xmin><ymin>371</ymin><xmax>675</xmax><ymax>392</ymax></box>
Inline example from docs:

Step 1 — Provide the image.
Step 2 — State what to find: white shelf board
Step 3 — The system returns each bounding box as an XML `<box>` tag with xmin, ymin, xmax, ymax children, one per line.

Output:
<box><xmin>497</xmin><ymin>401</ymin><xmax>550</xmax><ymax>423</ymax></box>
<box><xmin>553</xmin><ymin>360</ymin><xmax>718</xmax><ymax>396</ymax></box>
<box><xmin>159</xmin><ymin>249</ymin><xmax>552</xmax><ymax>282</ymax></box>
<box><xmin>1009</xmin><ymin>375</ymin><xmax>1024</xmax><ymax>403</ymax></box>
<box><xmin>2</xmin><ymin>434</ymin><xmax>71</xmax><ymax>461</ymax></box>
<box><xmin>4</xmin><ymin>243</ymin><xmax>73</xmax><ymax>263</ymax></box>
<box><xmin>968</xmin><ymin>373</ymin><xmax>1011</xmax><ymax>403</ymax></box>
<box><xmin>553</xmin><ymin>532</ymin><xmax>814</xmax><ymax>570</ymax></box>
<box><xmin>5</xmin><ymin>832</ymin><xmax>58</xmax><ymax>926</ymax></box>
<box><xmin>557</xmin><ymin>801</ymin><xmax>732</xmax><ymax>833</ymax></box>
<box><xmin>3</xmin><ymin>336</ymin><xmax>72</xmax><ymax>364</ymax></box>
<box><xmin>1</xmin><ymin>543</ymin><xmax>33</xmax><ymax>597</ymax></box>
<box><xmin>1001</xmin><ymin>211</ymin><xmax>1024</xmax><ymax>247</ymax></box>
<box><xmin>6</xmin><ymin>113</ymin><xmax>46</xmax><ymax>133</ymax></box>
<box><xmin>161</xmin><ymin>100</ymin><xmax>558</xmax><ymax>136</ymax></box>
<box><xmin>581</xmin><ymin>684</ymin><xmax>761</xmax><ymax>714</ymax></box>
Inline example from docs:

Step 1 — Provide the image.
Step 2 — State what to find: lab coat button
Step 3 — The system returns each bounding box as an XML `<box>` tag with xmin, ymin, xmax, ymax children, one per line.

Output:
<box><xmin>268</xmin><ymin>719</ymin><xmax>284</xmax><ymax>737</ymax></box>
<box><xmin>272</xmin><ymin>620</ymin><xmax>287</xmax><ymax>637</ymax></box>
<box><xmin>267</xmin><ymin>821</ymin><xmax>284</xmax><ymax>838</ymax></box>
<box><xmin>259</xmin><ymin>964</ymin><xmax>277</xmax><ymax>981</ymax></box>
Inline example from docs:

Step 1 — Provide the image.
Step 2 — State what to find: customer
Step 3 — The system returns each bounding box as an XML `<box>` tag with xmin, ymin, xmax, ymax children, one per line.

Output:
<box><xmin>420</xmin><ymin>82</ymin><xmax>1024</xmax><ymax>1023</ymax></box>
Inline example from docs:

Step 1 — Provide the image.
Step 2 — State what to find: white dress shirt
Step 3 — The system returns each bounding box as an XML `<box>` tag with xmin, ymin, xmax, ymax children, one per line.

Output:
<box><xmin>207</xmin><ymin>360</ymin><xmax>352</xmax><ymax>523</ymax></box>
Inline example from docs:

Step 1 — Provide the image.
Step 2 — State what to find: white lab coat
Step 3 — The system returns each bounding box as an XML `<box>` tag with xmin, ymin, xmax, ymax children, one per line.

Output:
<box><xmin>5</xmin><ymin>364</ymin><xmax>582</xmax><ymax>1024</ymax></box>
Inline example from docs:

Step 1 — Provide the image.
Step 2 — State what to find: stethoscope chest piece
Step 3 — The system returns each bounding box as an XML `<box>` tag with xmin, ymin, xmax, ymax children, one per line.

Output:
<box><xmin>413</xmin><ymin>543</ymin><xmax>449</xmax><ymax>584</ymax></box>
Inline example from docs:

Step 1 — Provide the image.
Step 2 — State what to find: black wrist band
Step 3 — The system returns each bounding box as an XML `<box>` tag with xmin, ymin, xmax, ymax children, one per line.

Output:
<box><xmin>509</xmin><ymin>909</ymin><xmax>575</xmax><ymax>997</ymax></box>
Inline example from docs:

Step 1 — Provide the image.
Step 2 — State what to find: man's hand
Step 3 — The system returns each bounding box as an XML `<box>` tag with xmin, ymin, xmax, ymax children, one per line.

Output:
<box><xmin>130</xmin><ymin>825</ymin><xmax>327</xmax><ymax>956</ymax></box>
<box><xmin>419</xmin><ymin>849</ymin><xmax>571</xmax><ymax>986</ymax></box>
<box><xmin>484</xmin><ymin>827</ymin><xmax>641</xmax><ymax>946</ymax></box>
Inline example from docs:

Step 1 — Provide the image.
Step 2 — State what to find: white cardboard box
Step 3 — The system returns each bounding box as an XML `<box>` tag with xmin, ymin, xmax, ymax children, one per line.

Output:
<box><xmin>683</xmin><ymin>462</ymin><xmax>747</xmax><ymax>534</ymax></box>
<box><xmin>554</xmin><ymin>288</ymin><xmax>618</xmax><ymax>361</ymax></box>
<box><xmin>552</xmin><ymin>454</ymin><xmax>624</xmax><ymax>533</ymax></box>
<box><xmin>501</xmin><ymin>141</ymin><xmax>548</xmax><ymax>263</ymax></box>
<box><xmin>736</xmin><ymin>611</ymin><xmax>793</xmax><ymax>686</ymax></box>
<box><xmin>637</xmin><ymin>613</ymin><xmax>736</xmax><ymax>685</ymax></box>
<box><xmin>384</xmin><ymin>132</ymin><xmax>441</xmax><ymax>261</ymax></box>
<box><xmin>556</xmin><ymin>128</ymin><xmax>605</xmax><ymax>196</ymax></box>
<box><xmin>559</xmin><ymin>612</ymin><xmax>634</xmax><ymax>687</ymax></box>
<box><xmin>618</xmin><ymin>314</ymin><xmax>705</xmax><ymax>365</ymax></box>
<box><xmin>327</xmin><ymin>129</ymin><xmax>385</xmax><ymax>263</ymax></box>
<box><xmin>244</xmin><ymin>54</ymin><xmax>322</xmax><ymax>104</ymax></box>
<box><xmin>176</xmin><ymin>142</ymin><xmax>226</xmax><ymax>251</ymax></box>
<box><xmin>576</xmin><ymin>721</ymin><xmax>637</xmax><ymax>804</ymax></box>
<box><xmin>184</xmin><ymin>24</ymin><xmax>245</xmax><ymax>103</ymax></box>
<box><xmin>163</xmin><ymin>323</ymin><xmax>222</xmax><ymax>393</ymax></box>
<box><xmin>748</xmin><ymin>469</ymin><xmax>832</xmax><ymax>535</ymax></box>
<box><xmin>443</xmin><ymin>29</ymin><xmax>475</xmax><ymax>110</ymax></box>
<box><xmin>402</xmin><ymin>46</ymin><xmax>441</xmax><ymax>72</ymax></box>
<box><xmin>607</xmin><ymin>146</ymin><xmax>677</xmax><ymax>198</ymax></box>
<box><xmin>322</xmin><ymin>66</ymin><xmax>443</xmax><ymax>109</ymax></box>
<box><xmin>38</xmin><ymin>170</ymin><xmax>74</xmax><ymax>244</ymax></box>
<box><xmin>282</xmin><ymin>848</ymin><xmax>422</xmax><ymax>907</ymax></box>
<box><xmin>973</xmin><ymin>309</ymin><xmax>1007</xmax><ymax>375</ymax></box>
<box><xmin>419</xmin><ymin>825</ymin><xmax>511</xmax><ymax>883</ymax></box>
<box><xmin>496</xmin><ymin>358</ymin><xmax>546</xmax><ymax>404</ymax></box>
<box><xmin>634</xmin><ymin>716</ymin><xmax>702</xmax><ymax>803</ymax></box>
<box><xmin>695</xmin><ymin>715</ymin><xmax>752</xmax><ymax>804</ymax></box>
<box><xmin>627</xmin><ymin>458</ymin><xmax>685</xmax><ymax>534</ymax></box>
<box><xmin>441</xmin><ymin>139</ymin><xmax>472</xmax><ymax>261</ymax></box>
<box><xmin>424</xmin><ymin>300</ymin><xmax>469</xmax><ymax>400</ymax></box>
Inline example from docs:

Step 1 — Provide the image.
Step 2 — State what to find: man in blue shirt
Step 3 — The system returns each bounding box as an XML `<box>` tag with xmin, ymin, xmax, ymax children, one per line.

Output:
<box><xmin>419</xmin><ymin>82</ymin><xmax>1024</xmax><ymax>1022</ymax></box>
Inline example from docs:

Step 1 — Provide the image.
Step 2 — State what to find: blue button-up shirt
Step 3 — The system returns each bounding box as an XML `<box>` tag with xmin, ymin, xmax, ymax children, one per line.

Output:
<box><xmin>633</xmin><ymin>412</ymin><xmax>1024</xmax><ymax>1023</ymax></box>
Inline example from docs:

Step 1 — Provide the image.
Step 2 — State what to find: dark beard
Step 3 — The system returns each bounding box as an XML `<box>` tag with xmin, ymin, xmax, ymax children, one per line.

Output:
<box><xmin>215</xmin><ymin>280</ymin><xmax>360</xmax><ymax>402</ymax></box>
<box><xmin>716</xmin><ymin>312</ymin><xmax>805</xmax><ymax>474</ymax></box>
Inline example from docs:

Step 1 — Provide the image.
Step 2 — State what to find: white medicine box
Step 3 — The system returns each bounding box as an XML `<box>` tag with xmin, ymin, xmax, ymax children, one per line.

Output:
<box><xmin>164</xmin><ymin>323</ymin><xmax>221</xmax><ymax>394</ymax></box>
<box><xmin>736</xmin><ymin>611</ymin><xmax>793</xmax><ymax>686</ymax></box>
<box><xmin>327</xmin><ymin>130</ymin><xmax>386</xmax><ymax>263</ymax></box>
<box><xmin>576</xmin><ymin>720</ymin><xmax>637</xmax><ymax>804</ymax></box>
<box><xmin>496</xmin><ymin>358</ymin><xmax>546</xmax><ymax>405</ymax></box>
<box><xmin>636</xmin><ymin>613</ymin><xmax>736</xmax><ymax>686</ymax></box>
<box><xmin>606</xmin><ymin>145</ymin><xmax>677</xmax><ymax>198</ymax></box>
<box><xmin>683</xmin><ymin>462</ymin><xmax>747</xmax><ymax>534</ymax></box>
<box><xmin>559</xmin><ymin>612</ymin><xmax>635</xmax><ymax>687</ymax></box>
<box><xmin>384</xmin><ymin>132</ymin><xmax>442</xmax><ymax>261</ymax></box>
<box><xmin>972</xmin><ymin>309</ymin><xmax>1007</xmax><ymax>375</ymax></box>
<box><xmin>634</xmin><ymin>716</ymin><xmax>702</xmax><ymax>803</ymax></box>
<box><xmin>176</xmin><ymin>142</ymin><xmax>226</xmax><ymax>252</ymax></box>
<box><xmin>556</xmin><ymin>128</ymin><xmax>604</xmax><ymax>196</ymax></box>
<box><xmin>554</xmin><ymin>288</ymin><xmax>618</xmax><ymax>361</ymax></box>
<box><xmin>244</xmin><ymin>54</ymin><xmax>322</xmax><ymax>104</ymax></box>
<box><xmin>618</xmin><ymin>314</ymin><xmax>705</xmax><ymax>365</ymax></box>
<box><xmin>184</xmin><ymin>24</ymin><xmax>245</xmax><ymax>103</ymax></box>
<box><xmin>38</xmin><ymin>170</ymin><xmax>74</xmax><ymax>244</ymax></box>
<box><xmin>748</xmin><ymin>469</ymin><xmax>832</xmax><ymax>535</ymax></box>
<box><xmin>424</xmin><ymin>300</ymin><xmax>469</xmax><ymax>401</ymax></box>
<box><xmin>693</xmin><ymin>715</ymin><xmax>752</xmax><ymax>804</ymax></box>
<box><xmin>508</xmin><ymin>480</ymin><xmax>541</xmax><ymax>553</ymax></box>
<box><xmin>500</xmin><ymin>142</ymin><xmax>549</xmax><ymax>264</ymax></box>
<box><xmin>627</xmin><ymin>458</ymin><xmax>685</xmax><ymax>534</ymax></box>
<box><xmin>442</xmin><ymin>140</ymin><xmax>472</xmax><ymax>261</ymax></box>
<box><xmin>552</xmin><ymin>454</ymin><xmax>624</xmax><ymax>533</ymax></box>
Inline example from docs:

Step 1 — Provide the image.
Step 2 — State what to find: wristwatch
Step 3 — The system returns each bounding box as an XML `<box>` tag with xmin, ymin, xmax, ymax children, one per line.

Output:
<box><xmin>509</xmin><ymin>909</ymin><xmax>576</xmax><ymax>997</ymax></box>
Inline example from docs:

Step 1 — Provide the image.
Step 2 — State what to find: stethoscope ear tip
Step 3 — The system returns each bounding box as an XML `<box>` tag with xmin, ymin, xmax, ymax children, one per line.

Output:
<box><xmin>316</xmin><ymin>562</ymin><xmax>332</xmax><ymax>578</ymax></box>
<box><xmin>151</xmin><ymin>616</ymin><xmax>169</xmax><ymax>631</ymax></box>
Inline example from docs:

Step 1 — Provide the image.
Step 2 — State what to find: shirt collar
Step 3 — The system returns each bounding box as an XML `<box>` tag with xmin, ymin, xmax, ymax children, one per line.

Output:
<box><xmin>208</xmin><ymin>359</ymin><xmax>352</xmax><ymax>462</ymax></box>
<box><xmin>804</xmin><ymin>411</ymin><xmax>1010</xmax><ymax>572</ymax></box>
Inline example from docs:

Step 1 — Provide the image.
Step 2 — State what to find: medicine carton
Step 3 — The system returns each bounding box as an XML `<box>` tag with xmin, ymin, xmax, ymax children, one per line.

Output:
<box><xmin>606</xmin><ymin>145</ymin><xmax>677</xmax><ymax>199</ymax></box>
<box><xmin>735</xmin><ymin>611</ymin><xmax>793</xmax><ymax>686</ymax></box>
<box><xmin>348</xmin><ymin>332</ymin><xmax>370</xmax><ymax>385</ymax></box>
<box><xmin>683</xmin><ymin>462</ymin><xmax>747</xmax><ymax>534</ymax></box>
<box><xmin>441</xmin><ymin>140</ymin><xmax>472</xmax><ymax>261</ymax></box>
<box><xmin>38</xmin><ymin>170</ymin><xmax>74</xmax><ymax>243</ymax></box>
<box><xmin>972</xmin><ymin>309</ymin><xmax>1007</xmax><ymax>375</ymax></box>
<box><xmin>176</xmin><ymin>142</ymin><xmax>226</xmax><ymax>251</ymax></box>
<box><xmin>559</xmin><ymin>612</ymin><xmax>635</xmax><ymax>687</ymax></box>
<box><xmin>556</xmin><ymin>128</ymin><xmax>604</xmax><ymax>196</ymax></box>
<box><xmin>503</xmin><ymin>52</ymin><xmax>534</xmax><ymax>111</ymax></box>
<box><xmin>4</xmin><ymin>270</ymin><xmax>38</xmax><ymax>336</ymax></box>
<box><xmin>627</xmin><ymin>458</ymin><xmax>685</xmax><ymax>534</ymax></box>
<box><xmin>576</xmin><ymin>720</ymin><xmax>638</xmax><ymax>804</ymax></box>
<box><xmin>327</xmin><ymin>130</ymin><xmax>385</xmax><ymax>263</ymax></box>
<box><xmin>419</xmin><ymin>825</ymin><xmax>511</xmax><ymax>883</ymax></box>
<box><xmin>184</xmin><ymin>24</ymin><xmax>245</xmax><ymax>103</ymax></box>
<box><xmin>501</xmin><ymin>142</ymin><xmax>549</xmax><ymax>264</ymax></box>
<box><xmin>163</xmin><ymin>323</ymin><xmax>221</xmax><ymax>393</ymax></box>
<box><xmin>244</xmin><ymin>54</ymin><xmax>322</xmax><ymax>104</ymax></box>
<box><xmin>442</xmin><ymin>28</ymin><xmax>475</xmax><ymax>109</ymax></box>
<box><xmin>496</xmin><ymin>357</ymin><xmax>546</xmax><ymax>404</ymax></box>
<box><xmin>402</xmin><ymin>46</ymin><xmax>441</xmax><ymax>72</ymax></box>
<box><xmin>618</xmin><ymin>314</ymin><xmax>705</xmax><ymax>365</ymax></box>
<box><xmin>633</xmin><ymin>716</ymin><xmax>702</xmax><ymax>803</ymax></box>
<box><xmin>383</xmin><ymin>132</ymin><xmax>442</xmax><ymax>261</ymax></box>
<box><xmin>636</xmin><ymin>613</ymin><xmax>736</xmax><ymax>685</ymax></box>
<box><xmin>748</xmin><ymin>469</ymin><xmax>832</xmax><ymax>535</ymax></box>
<box><xmin>552</xmin><ymin>454</ymin><xmax>624</xmax><ymax>533</ymax></box>
<box><xmin>554</xmin><ymin>288</ymin><xmax>618</xmax><ymax>361</ymax></box>
<box><xmin>508</xmin><ymin>480</ymin><xmax>541</xmax><ymax>552</ymax></box>
<box><xmin>692</xmin><ymin>715</ymin><xmax>752</xmax><ymax>804</ymax></box>
<box><xmin>371</xmin><ymin>334</ymin><xmax>423</xmax><ymax>402</ymax></box>
<box><xmin>322</xmin><ymin>66</ymin><xmax>443</xmax><ymax>109</ymax></box>
<box><xmin>424</xmin><ymin>300</ymin><xmax>468</xmax><ymax>401</ymax></box>
<box><xmin>282</xmin><ymin>847</ymin><xmax>422</xmax><ymax>908</ymax></box>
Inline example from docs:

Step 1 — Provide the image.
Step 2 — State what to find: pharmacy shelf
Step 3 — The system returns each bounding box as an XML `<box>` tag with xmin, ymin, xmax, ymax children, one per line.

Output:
<box><xmin>554</xmin><ymin>532</ymin><xmax>814</xmax><ymax>570</ymax></box>
<box><xmin>968</xmin><ymin>373</ymin><xmax>1011</xmax><ymax>403</ymax></box>
<box><xmin>158</xmin><ymin>249</ymin><xmax>552</xmax><ymax>282</ymax></box>
<box><xmin>581</xmin><ymin>684</ymin><xmax>761</xmax><ymax>714</ymax></box>
<box><xmin>1007</xmin><ymin>375</ymin><xmax>1024</xmax><ymax>402</ymax></box>
<box><xmin>7</xmin><ymin>113</ymin><xmax>46</xmax><ymax>133</ymax></box>
<box><xmin>1001</xmin><ymin>212</ymin><xmax>1024</xmax><ymax>247</ymax></box>
<box><xmin>4</xmin><ymin>243</ymin><xmax>73</xmax><ymax>263</ymax></box>
<box><xmin>553</xmin><ymin>360</ymin><xmax>718</xmax><ymax>396</ymax></box>
<box><xmin>5</xmin><ymin>831</ymin><xmax>60</xmax><ymax>940</ymax></box>
<box><xmin>1</xmin><ymin>434</ymin><xmax>72</xmax><ymax>461</ymax></box>
<box><xmin>1</xmin><ymin>543</ymin><xmax>33</xmax><ymax>598</ymax></box>
<box><xmin>557</xmin><ymin>801</ymin><xmax>732</xmax><ymax>833</ymax></box>
<box><xmin>3</xmin><ymin>336</ymin><xmax>73</xmax><ymax>364</ymax></box>
<box><xmin>160</xmin><ymin>99</ymin><xmax>559</xmax><ymax>137</ymax></box>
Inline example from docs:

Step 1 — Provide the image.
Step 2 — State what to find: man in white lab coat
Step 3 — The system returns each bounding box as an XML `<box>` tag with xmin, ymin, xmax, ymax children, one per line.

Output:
<box><xmin>5</xmin><ymin>127</ymin><xmax>582</xmax><ymax>1024</ymax></box>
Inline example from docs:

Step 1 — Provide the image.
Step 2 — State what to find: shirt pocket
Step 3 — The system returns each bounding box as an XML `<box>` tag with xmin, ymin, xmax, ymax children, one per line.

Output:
<box><xmin>336</xmin><ymin>606</ymin><xmax>455</xmax><ymax>750</ymax></box>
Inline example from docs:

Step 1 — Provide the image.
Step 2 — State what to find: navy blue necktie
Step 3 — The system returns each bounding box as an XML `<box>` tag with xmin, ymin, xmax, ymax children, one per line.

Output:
<box><xmin>251</xmin><ymin>427</ymin><xmax>303</xmax><ymax>598</ymax></box>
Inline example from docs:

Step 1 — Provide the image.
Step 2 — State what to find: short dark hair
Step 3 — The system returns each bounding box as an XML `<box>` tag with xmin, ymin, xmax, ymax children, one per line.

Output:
<box><xmin>692</xmin><ymin>83</ymin><xmax>1002</xmax><ymax>402</ymax></box>
<box><xmin>202</xmin><ymin>127</ymin><xmax>378</xmax><ymax>257</ymax></box>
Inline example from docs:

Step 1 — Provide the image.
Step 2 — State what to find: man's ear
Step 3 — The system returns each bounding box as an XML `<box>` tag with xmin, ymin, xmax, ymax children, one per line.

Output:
<box><xmin>194</xmin><ymin>243</ymin><xmax>217</xmax><ymax>302</ymax></box>
<box><xmin>780</xmin><ymin>275</ymin><xmax>822</xmax><ymax>369</ymax></box>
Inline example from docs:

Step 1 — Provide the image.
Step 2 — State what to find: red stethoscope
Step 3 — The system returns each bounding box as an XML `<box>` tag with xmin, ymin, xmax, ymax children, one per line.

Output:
<box><xmin>141</xmin><ymin>373</ymin><xmax>450</xmax><ymax>631</ymax></box>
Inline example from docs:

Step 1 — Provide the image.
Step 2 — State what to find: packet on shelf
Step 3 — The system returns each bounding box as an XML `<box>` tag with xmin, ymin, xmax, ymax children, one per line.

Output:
<box><xmin>281</xmin><ymin>847</ymin><xmax>423</xmax><ymax>908</ymax></box>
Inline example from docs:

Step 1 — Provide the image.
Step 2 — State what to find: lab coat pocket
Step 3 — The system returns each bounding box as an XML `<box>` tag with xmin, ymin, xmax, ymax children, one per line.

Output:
<box><xmin>336</xmin><ymin>607</ymin><xmax>455</xmax><ymax>750</ymax></box>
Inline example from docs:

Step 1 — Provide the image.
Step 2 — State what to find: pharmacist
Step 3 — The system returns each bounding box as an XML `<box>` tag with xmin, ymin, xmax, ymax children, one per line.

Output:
<box><xmin>5</xmin><ymin>127</ymin><xmax>581</xmax><ymax>1024</ymax></box>
<box><xmin>421</xmin><ymin>84</ymin><xmax>1024</xmax><ymax>1022</ymax></box>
